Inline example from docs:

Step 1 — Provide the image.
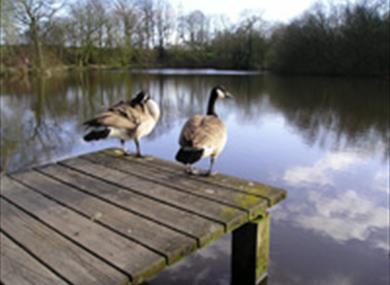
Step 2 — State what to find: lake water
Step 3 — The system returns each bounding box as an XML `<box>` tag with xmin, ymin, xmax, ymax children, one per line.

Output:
<box><xmin>1</xmin><ymin>70</ymin><xmax>389</xmax><ymax>285</ymax></box>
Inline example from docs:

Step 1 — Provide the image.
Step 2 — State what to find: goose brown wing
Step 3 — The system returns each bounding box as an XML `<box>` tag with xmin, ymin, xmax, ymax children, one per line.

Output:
<box><xmin>85</xmin><ymin>101</ymin><xmax>146</xmax><ymax>129</ymax></box>
<box><xmin>88</xmin><ymin>111</ymin><xmax>137</xmax><ymax>129</ymax></box>
<box><xmin>179</xmin><ymin>115</ymin><xmax>226</xmax><ymax>148</ymax></box>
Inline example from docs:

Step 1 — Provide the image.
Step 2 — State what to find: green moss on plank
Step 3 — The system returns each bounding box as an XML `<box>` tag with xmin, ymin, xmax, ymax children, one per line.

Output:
<box><xmin>209</xmin><ymin>175</ymin><xmax>287</xmax><ymax>206</ymax></box>
<box><xmin>253</xmin><ymin>213</ymin><xmax>270</xmax><ymax>281</ymax></box>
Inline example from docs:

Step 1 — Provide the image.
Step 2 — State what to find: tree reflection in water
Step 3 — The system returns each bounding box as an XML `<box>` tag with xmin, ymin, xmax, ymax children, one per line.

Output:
<box><xmin>1</xmin><ymin>71</ymin><xmax>388</xmax><ymax>171</ymax></box>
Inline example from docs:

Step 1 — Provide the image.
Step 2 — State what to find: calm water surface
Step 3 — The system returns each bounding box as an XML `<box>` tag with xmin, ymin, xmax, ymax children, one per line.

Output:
<box><xmin>1</xmin><ymin>70</ymin><xmax>389</xmax><ymax>285</ymax></box>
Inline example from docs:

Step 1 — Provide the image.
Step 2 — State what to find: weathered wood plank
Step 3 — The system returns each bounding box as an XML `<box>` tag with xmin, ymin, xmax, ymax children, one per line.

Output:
<box><xmin>82</xmin><ymin>152</ymin><xmax>268</xmax><ymax>219</ymax></box>
<box><xmin>0</xmin><ymin>198</ymin><xmax>129</xmax><ymax>285</ymax></box>
<box><xmin>59</xmin><ymin>158</ymin><xmax>248</xmax><ymax>232</ymax></box>
<box><xmin>0</xmin><ymin>233</ymin><xmax>68</xmax><ymax>285</ymax></box>
<box><xmin>104</xmin><ymin>149</ymin><xmax>286</xmax><ymax>206</ymax></box>
<box><xmin>37</xmin><ymin>163</ymin><xmax>224</xmax><ymax>247</ymax></box>
<box><xmin>1</xmin><ymin>176</ymin><xmax>165</xmax><ymax>285</ymax></box>
<box><xmin>11</xmin><ymin>170</ymin><xmax>197</xmax><ymax>265</ymax></box>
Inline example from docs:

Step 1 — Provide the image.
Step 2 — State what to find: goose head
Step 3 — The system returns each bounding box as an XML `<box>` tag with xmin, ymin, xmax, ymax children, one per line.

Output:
<box><xmin>130</xmin><ymin>90</ymin><xmax>159</xmax><ymax>121</ymax></box>
<box><xmin>207</xmin><ymin>85</ymin><xmax>233</xmax><ymax>116</ymax></box>
<box><xmin>213</xmin><ymin>85</ymin><xmax>233</xmax><ymax>100</ymax></box>
<box><xmin>130</xmin><ymin>91</ymin><xmax>150</xmax><ymax>107</ymax></box>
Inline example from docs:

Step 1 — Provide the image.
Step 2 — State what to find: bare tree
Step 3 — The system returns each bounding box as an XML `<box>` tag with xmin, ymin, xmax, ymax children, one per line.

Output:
<box><xmin>155</xmin><ymin>0</ymin><xmax>174</xmax><ymax>59</ymax></box>
<box><xmin>182</xmin><ymin>10</ymin><xmax>210</xmax><ymax>47</ymax></box>
<box><xmin>68</xmin><ymin>0</ymin><xmax>107</xmax><ymax>66</ymax></box>
<box><xmin>114</xmin><ymin>0</ymin><xmax>138</xmax><ymax>63</ymax></box>
<box><xmin>1</xmin><ymin>0</ymin><xmax>19</xmax><ymax>45</ymax></box>
<box><xmin>115</xmin><ymin>0</ymin><xmax>137</xmax><ymax>46</ymax></box>
<box><xmin>237</xmin><ymin>13</ymin><xmax>266</xmax><ymax>68</ymax></box>
<box><xmin>136</xmin><ymin>0</ymin><xmax>156</xmax><ymax>49</ymax></box>
<box><xmin>7</xmin><ymin>0</ymin><xmax>63</xmax><ymax>71</ymax></box>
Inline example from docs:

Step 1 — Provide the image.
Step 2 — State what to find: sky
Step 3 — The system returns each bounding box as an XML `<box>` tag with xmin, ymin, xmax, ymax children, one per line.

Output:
<box><xmin>169</xmin><ymin>0</ymin><xmax>331</xmax><ymax>22</ymax></box>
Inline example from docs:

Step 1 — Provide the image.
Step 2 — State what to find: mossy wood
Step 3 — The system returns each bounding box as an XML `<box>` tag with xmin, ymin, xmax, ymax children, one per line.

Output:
<box><xmin>0</xmin><ymin>148</ymin><xmax>286</xmax><ymax>285</ymax></box>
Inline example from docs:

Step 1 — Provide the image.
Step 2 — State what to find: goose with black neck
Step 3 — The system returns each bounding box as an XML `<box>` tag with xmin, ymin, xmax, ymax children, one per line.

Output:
<box><xmin>83</xmin><ymin>91</ymin><xmax>160</xmax><ymax>158</ymax></box>
<box><xmin>175</xmin><ymin>85</ymin><xmax>233</xmax><ymax>176</ymax></box>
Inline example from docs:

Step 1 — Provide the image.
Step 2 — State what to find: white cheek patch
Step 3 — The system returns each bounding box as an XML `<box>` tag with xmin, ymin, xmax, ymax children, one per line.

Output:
<box><xmin>217</xmin><ymin>89</ymin><xmax>225</xmax><ymax>98</ymax></box>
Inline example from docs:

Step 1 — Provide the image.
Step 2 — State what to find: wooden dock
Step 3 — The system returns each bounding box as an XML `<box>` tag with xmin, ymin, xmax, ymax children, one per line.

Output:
<box><xmin>0</xmin><ymin>148</ymin><xmax>286</xmax><ymax>285</ymax></box>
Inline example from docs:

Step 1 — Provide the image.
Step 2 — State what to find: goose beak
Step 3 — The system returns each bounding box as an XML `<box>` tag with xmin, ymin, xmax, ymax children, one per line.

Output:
<box><xmin>225</xmin><ymin>92</ymin><xmax>234</xmax><ymax>99</ymax></box>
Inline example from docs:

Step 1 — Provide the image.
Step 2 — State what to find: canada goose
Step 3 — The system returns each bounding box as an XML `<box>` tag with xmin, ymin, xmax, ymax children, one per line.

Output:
<box><xmin>83</xmin><ymin>91</ymin><xmax>160</xmax><ymax>157</ymax></box>
<box><xmin>175</xmin><ymin>85</ymin><xmax>233</xmax><ymax>176</ymax></box>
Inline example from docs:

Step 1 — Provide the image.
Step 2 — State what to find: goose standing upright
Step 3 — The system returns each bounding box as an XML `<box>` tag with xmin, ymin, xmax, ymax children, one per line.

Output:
<box><xmin>83</xmin><ymin>91</ymin><xmax>160</xmax><ymax>157</ymax></box>
<box><xmin>175</xmin><ymin>85</ymin><xmax>233</xmax><ymax>176</ymax></box>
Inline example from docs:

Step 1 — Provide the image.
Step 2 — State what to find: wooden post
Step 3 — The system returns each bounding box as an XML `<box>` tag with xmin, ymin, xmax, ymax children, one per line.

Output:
<box><xmin>231</xmin><ymin>213</ymin><xmax>270</xmax><ymax>285</ymax></box>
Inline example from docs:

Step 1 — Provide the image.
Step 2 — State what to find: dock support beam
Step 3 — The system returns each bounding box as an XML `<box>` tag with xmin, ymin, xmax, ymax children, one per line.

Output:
<box><xmin>231</xmin><ymin>212</ymin><xmax>270</xmax><ymax>285</ymax></box>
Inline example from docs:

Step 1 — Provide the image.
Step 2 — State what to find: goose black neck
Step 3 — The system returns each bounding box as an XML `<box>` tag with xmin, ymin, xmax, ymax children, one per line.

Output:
<box><xmin>207</xmin><ymin>89</ymin><xmax>218</xmax><ymax>116</ymax></box>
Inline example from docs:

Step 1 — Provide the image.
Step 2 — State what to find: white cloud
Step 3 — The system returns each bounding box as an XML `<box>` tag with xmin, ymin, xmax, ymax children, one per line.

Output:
<box><xmin>374</xmin><ymin>240</ymin><xmax>390</xmax><ymax>252</ymax></box>
<box><xmin>314</xmin><ymin>274</ymin><xmax>354</xmax><ymax>285</ymax></box>
<box><xmin>324</xmin><ymin>152</ymin><xmax>360</xmax><ymax>170</ymax></box>
<box><xmin>276</xmin><ymin>190</ymin><xmax>389</xmax><ymax>252</ymax></box>
<box><xmin>303</xmin><ymin>191</ymin><xmax>388</xmax><ymax>242</ymax></box>
<box><xmin>280</xmin><ymin>150</ymin><xmax>389</xmax><ymax>252</ymax></box>
<box><xmin>271</xmin><ymin>273</ymin><xmax>354</xmax><ymax>285</ymax></box>
<box><xmin>153</xmin><ymin>236</ymin><xmax>230</xmax><ymax>285</ymax></box>
<box><xmin>283</xmin><ymin>151</ymin><xmax>362</xmax><ymax>187</ymax></box>
<box><xmin>283</xmin><ymin>164</ymin><xmax>332</xmax><ymax>186</ymax></box>
<box><xmin>374</xmin><ymin>170</ymin><xmax>389</xmax><ymax>193</ymax></box>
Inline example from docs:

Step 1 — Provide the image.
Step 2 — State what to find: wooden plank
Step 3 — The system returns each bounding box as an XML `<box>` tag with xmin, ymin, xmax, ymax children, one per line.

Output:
<box><xmin>82</xmin><ymin>152</ymin><xmax>268</xmax><ymax>219</ymax></box>
<box><xmin>0</xmin><ymin>198</ymin><xmax>129</xmax><ymax>285</ymax></box>
<box><xmin>11</xmin><ymin>170</ymin><xmax>197</xmax><ymax>265</ymax></box>
<box><xmin>37</xmin><ymin>164</ymin><xmax>224</xmax><ymax>246</ymax></box>
<box><xmin>104</xmin><ymin>149</ymin><xmax>286</xmax><ymax>206</ymax></box>
<box><xmin>1</xmin><ymin>176</ymin><xmax>165</xmax><ymax>285</ymax></box>
<box><xmin>59</xmin><ymin>158</ymin><xmax>248</xmax><ymax>232</ymax></box>
<box><xmin>0</xmin><ymin>233</ymin><xmax>68</xmax><ymax>285</ymax></box>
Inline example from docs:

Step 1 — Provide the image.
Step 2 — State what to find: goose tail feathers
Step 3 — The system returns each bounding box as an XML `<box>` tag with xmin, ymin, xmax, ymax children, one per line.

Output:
<box><xmin>83</xmin><ymin>129</ymin><xmax>110</xmax><ymax>142</ymax></box>
<box><xmin>175</xmin><ymin>148</ymin><xmax>204</xmax><ymax>164</ymax></box>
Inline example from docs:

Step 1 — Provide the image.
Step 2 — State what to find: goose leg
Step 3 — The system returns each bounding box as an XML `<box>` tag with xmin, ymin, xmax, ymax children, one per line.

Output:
<box><xmin>185</xmin><ymin>164</ymin><xmax>199</xmax><ymax>175</ymax></box>
<box><xmin>134</xmin><ymin>139</ymin><xmax>143</xmax><ymax>158</ymax></box>
<box><xmin>204</xmin><ymin>157</ymin><xmax>216</xmax><ymax>176</ymax></box>
<box><xmin>120</xmin><ymin>139</ymin><xmax>129</xmax><ymax>155</ymax></box>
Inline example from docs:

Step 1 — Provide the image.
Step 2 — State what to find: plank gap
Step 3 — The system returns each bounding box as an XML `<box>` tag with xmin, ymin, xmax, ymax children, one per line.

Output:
<box><xmin>81</xmin><ymin>155</ymin><xmax>257</xmax><ymax>214</ymax></box>
<box><xmin>35</xmin><ymin>165</ymin><xmax>202</xmax><ymax>247</ymax></box>
<box><xmin>109</xmin><ymin>152</ymin><xmax>277</xmax><ymax>205</ymax></box>
<box><xmin>0</xmin><ymin>229</ymin><xmax>72</xmax><ymax>285</ymax></box>
<box><xmin>0</xmin><ymin>193</ymin><xmax>134</xmax><ymax>283</ymax></box>
<box><xmin>57</xmin><ymin>161</ymin><xmax>230</xmax><ymax>232</ymax></box>
<box><xmin>12</xmin><ymin>171</ymin><xmax>171</xmax><ymax>265</ymax></box>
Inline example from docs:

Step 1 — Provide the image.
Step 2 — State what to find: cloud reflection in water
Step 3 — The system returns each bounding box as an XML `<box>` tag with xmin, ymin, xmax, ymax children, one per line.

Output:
<box><xmin>281</xmin><ymin>151</ymin><xmax>389</xmax><ymax>253</ymax></box>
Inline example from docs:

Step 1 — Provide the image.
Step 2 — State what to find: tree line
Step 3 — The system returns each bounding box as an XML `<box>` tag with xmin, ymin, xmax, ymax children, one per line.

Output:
<box><xmin>1</xmin><ymin>0</ymin><xmax>388</xmax><ymax>76</ymax></box>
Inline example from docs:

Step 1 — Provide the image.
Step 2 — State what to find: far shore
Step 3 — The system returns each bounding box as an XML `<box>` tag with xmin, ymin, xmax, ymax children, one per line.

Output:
<box><xmin>1</xmin><ymin>64</ymin><xmax>388</xmax><ymax>80</ymax></box>
<box><xmin>0</xmin><ymin>64</ymin><xmax>266</xmax><ymax>78</ymax></box>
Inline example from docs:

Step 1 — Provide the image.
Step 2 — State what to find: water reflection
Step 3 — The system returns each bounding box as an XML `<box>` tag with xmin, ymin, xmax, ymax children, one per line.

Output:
<box><xmin>149</xmin><ymin>235</ymin><xmax>231</xmax><ymax>285</ymax></box>
<box><xmin>1</xmin><ymin>72</ymin><xmax>388</xmax><ymax>172</ymax></box>
<box><xmin>0</xmin><ymin>71</ymin><xmax>389</xmax><ymax>285</ymax></box>
<box><xmin>284</xmin><ymin>150</ymin><xmax>367</xmax><ymax>187</ymax></box>
<box><xmin>275</xmin><ymin>188</ymin><xmax>388</xmax><ymax>249</ymax></box>
<box><xmin>1</xmin><ymin>77</ymin><xmax>77</xmax><ymax>171</ymax></box>
<box><xmin>265</xmin><ymin>76</ymin><xmax>389</xmax><ymax>160</ymax></box>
